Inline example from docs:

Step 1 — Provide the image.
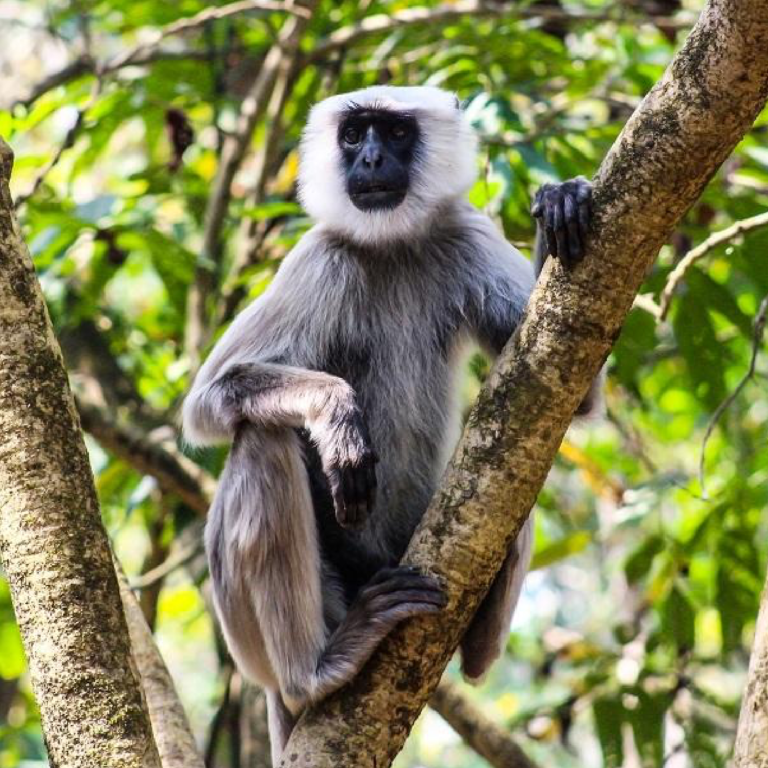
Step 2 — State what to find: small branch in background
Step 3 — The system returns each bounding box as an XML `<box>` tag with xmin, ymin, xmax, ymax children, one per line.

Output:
<box><xmin>186</xmin><ymin>0</ymin><xmax>320</xmax><ymax>371</ymax></box>
<box><xmin>632</xmin><ymin>292</ymin><xmax>663</xmax><ymax>319</ymax></box>
<box><xmin>115</xmin><ymin>558</ymin><xmax>206</xmax><ymax>768</ymax></box>
<box><xmin>430</xmin><ymin>679</ymin><xmax>539</xmax><ymax>768</ymax></box>
<box><xmin>240</xmin><ymin>683</ymin><xmax>273</xmax><ymax>768</ymax></box>
<box><xmin>658</xmin><ymin>211</ymin><xmax>768</xmax><ymax>320</ymax></box>
<box><xmin>131</xmin><ymin>523</ymin><xmax>206</xmax><ymax>590</ymax></box>
<box><xmin>14</xmin><ymin>78</ymin><xmax>102</xmax><ymax>209</ymax></box>
<box><xmin>205</xmin><ymin>665</ymin><xmax>237</xmax><ymax>767</ymax></box>
<box><xmin>219</xmin><ymin>61</ymin><xmax>303</xmax><ymax>328</ymax></box>
<box><xmin>10</xmin><ymin>0</ymin><xmax>297</xmax><ymax>110</ymax></box>
<box><xmin>105</xmin><ymin>0</ymin><xmax>309</xmax><ymax>73</ymax></box>
<box><xmin>698</xmin><ymin>293</ymin><xmax>768</xmax><ymax>497</ymax></box>
<box><xmin>138</xmin><ymin>497</ymin><xmax>172</xmax><ymax>628</ymax></box>
<box><xmin>76</xmin><ymin>394</ymin><xmax>215</xmax><ymax>515</ymax></box>
<box><xmin>12</xmin><ymin>50</ymin><xmax>219</xmax><ymax>111</ymax></box>
<box><xmin>304</xmin><ymin>2</ymin><xmax>696</xmax><ymax>63</ymax></box>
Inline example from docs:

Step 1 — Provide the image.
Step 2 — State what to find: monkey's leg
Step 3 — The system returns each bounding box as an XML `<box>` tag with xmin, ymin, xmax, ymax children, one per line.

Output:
<box><xmin>266</xmin><ymin>689</ymin><xmax>297</xmax><ymax>765</ymax></box>
<box><xmin>207</xmin><ymin>427</ymin><xmax>445</xmax><ymax>724</ymax></box>
<box><xmin>185</xmin><ymin>361</ymin><xmax>378</xmax><ymax>527</ymax></box>
<box><xmin>459</xmin><ymin>516</ymin><xmax>534</xmax><ymax>681</ymax></box>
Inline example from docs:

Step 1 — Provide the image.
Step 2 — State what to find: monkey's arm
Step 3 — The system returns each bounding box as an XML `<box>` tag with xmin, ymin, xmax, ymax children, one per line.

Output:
<box><xmin>183</xmin><ymin>362</ymin><xmax>377</xmax><ymax>527</ymax></box>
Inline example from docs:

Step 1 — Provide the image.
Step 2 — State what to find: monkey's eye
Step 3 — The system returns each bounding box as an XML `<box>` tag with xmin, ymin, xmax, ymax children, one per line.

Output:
<box><xmin>391</xmin><ymin>123</ymin><xmax>410</xmax><ymax>141</ymax></box>
<box><xmin>342</xmin><ymin>127</ymin><xmax>362</xmax><ymax>145</ymax></box>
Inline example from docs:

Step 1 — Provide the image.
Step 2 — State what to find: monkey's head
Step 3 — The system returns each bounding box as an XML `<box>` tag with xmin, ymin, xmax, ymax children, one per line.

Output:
<box><xmin>298</xmin><ymin>86</ymin><xmax>478</xmax><ymax>245</ymax></box>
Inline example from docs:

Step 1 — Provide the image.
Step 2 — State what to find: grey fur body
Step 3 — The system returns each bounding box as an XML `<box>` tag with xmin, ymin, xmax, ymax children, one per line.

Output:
<box><xmin>183</xmin><ymin>85</ymin><xmax>595</xmax><ymax>760</ymax></box>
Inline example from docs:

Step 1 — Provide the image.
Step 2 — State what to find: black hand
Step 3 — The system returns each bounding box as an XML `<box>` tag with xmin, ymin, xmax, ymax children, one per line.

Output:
<box><xmin>323</xmin><ymin>410</ymin><xmax>378</xmax><ymax>529</ymax></box>
<box><xmin>531</xmin><ymin>176</ymin><xmax>593</xmax><ymax>269</ymax></box>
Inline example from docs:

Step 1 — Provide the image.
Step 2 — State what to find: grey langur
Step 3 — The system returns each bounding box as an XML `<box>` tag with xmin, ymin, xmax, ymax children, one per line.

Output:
<box><xmin>183</xmin><ymin>85</ymin><xmax>597</xmax><ymax>761</ymax></box>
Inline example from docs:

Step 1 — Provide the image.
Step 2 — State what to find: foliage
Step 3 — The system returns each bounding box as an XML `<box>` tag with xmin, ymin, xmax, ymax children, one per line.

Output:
<box><xmin>1</xmin><ymin>0</ymin><xmax>767</xmax><ymax>766</ymax></box>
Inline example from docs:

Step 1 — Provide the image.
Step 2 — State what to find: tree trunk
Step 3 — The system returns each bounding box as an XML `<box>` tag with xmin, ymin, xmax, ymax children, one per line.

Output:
<box><xmin>733</xmin><ymin>570</ymin><xmax>768</xmax><ymax>767</ymax></box>
<box><xmin>0</xmin><ymin>139</ymin><xmax>161</xmax><ymax>768</ymax></box>
<box><xmin>280</xmin><ymin>1</ymin><xmax>768</xmax><ymax>765</ymax></box>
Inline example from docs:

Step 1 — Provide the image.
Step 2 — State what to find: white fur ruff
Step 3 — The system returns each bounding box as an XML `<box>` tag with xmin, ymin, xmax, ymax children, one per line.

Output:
<box><xmin>298</xmin><ymin>85</ymin><xmax>479</xmax><ymax>245</ymax></box>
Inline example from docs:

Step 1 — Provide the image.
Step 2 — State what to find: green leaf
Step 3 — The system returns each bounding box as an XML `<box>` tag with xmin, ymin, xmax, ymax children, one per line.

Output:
<box><xmin>593</xmin><ymin>697</ymin><xmax>625</xmax><ymax>768</ymax></box>
<box><xmin>530</xmin><ymin>530</ymin><xmax>591</xmax><ymax>570</ymax></box>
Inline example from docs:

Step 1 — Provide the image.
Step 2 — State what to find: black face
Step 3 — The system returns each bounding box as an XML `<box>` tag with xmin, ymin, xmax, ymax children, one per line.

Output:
<box><xmin>338</xmin><ymin>107</ymin><xmax>420</xmax><ymax>212</ymax></box>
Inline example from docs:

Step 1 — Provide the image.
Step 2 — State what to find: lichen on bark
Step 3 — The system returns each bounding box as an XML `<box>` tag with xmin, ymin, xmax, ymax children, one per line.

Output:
<box><xmin>0</xmin><ymin>138</ymin><xmax>161</xmax><ymax>768</ymax></box>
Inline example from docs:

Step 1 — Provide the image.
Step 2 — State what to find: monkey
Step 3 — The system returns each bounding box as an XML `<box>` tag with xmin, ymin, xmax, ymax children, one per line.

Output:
<box><xmin>182</xmin><ymin>85</ymin><xmax>597</xmax><ymax>762</ymax></box>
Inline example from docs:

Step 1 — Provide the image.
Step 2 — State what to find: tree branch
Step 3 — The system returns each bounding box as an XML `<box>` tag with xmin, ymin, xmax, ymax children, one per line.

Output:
<box><xmin>10</xmin><ymin>0</ymin><xmax>301</xmax><ymax>111</ymax></box>
<box><xmin>279</xmin><ymin>2</ymin><xmax>768</xmax><ymax>765</ymax></box>
<box><xmin>14</xmin><ymin>79</ymin><xmax>102</xmax><ymax>209</ymax></box>
<box><xmin>75</xmin><ymin>394</ymin><xmax>215</xmax><ymax>516</ymax></box>
<box><xmin>116</xmin><ymin>559</ymin><xmax>205</xmax><ymax>768</ymax></box>
<box><xmin>430</xmin><ymin>679</ymin><xmax>539</xmax><ymax>768</ymax></box>
<box><xmin>658</xmin><ymin>211</ymin><xmax>768</xmax><ymax>320</ymax></box>
<box><xmin>0</xmin><ymin>139</ymin><xmax>162</xmax><ymax>766</ymax></box>
<box><xmin>105</xmin><ymin>0</ymin><xmax>310</xmax><ymax>73</ymax></box>
<box><xmin>304</xmin><ymin>2</ymin><xmax>697</xmax><ymax>63</ymax></box>
<box><xmin>733</xmin><ymin>548</ymin><xmax>768</xmax><ymax>766</ymax></box>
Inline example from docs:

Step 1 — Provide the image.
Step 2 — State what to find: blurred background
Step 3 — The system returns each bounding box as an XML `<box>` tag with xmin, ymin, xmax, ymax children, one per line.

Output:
<box><xmin>1</xmin><ymin>1</ymin><xmax>767</xmax><ymax>766</ymax></box>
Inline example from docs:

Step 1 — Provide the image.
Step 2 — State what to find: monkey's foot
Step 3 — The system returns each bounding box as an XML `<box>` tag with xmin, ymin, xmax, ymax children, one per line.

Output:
<box><xmin>317</xmin><ymin>567</ymin><xmax>447</xmax><ymax>689</ymax></box>
<box><xmin>531</xmin><ymin>176</ymin><xmax>592</xmax><ymax>268</ymax></box>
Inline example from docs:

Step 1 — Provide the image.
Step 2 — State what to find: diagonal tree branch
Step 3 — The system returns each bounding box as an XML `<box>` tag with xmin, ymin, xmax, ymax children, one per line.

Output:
<box><xmin>658</xmin><ymin>210</ymin><xmax>768</xmax><ymax>319</ymax></box>
<box><xmin>9</xmin><ymin>0</ymin><xmax>302</xmax><ymax>111</ymax></box>
<box><xmin>430</xmin><ymin>680</ymin><xmax>539</xmax><ymax>768</ymax></box>
<box><xmin>280</xmin><ymin>1</ymin><xmax>768</xmax><ymax>765</ymax></box>
<box><xmin>75</xmin><ymin>393</ymin><xmax>215</xmax><ymax>516</ymax></box>
<box><xmin>116</xmin><ymin>559</ymin><xmax>205</xmax><ymax>768</ymax></box>
<box><xmin>104</xmin><ymin>0</ymin><xmax>310</xmax><ymax>73</ymax></box>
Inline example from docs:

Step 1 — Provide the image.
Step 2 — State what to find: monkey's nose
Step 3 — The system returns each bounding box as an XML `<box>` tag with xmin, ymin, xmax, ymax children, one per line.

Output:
<box><xmin>362</xmin><ymin>148</ymin><xmax>383</xmax><ymax>169</ymax></box>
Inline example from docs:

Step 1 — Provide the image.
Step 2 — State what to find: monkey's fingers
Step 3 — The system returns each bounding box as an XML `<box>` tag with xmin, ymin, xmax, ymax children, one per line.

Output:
<box><xmin>563</xmin><ymin>194</ymin><xmax>583</xmax><ymax>265</ymax></box>
<box><xmin>328</xmin><ymin>468</ymin><xmax>349</xmax><ymax>527</ymax></box>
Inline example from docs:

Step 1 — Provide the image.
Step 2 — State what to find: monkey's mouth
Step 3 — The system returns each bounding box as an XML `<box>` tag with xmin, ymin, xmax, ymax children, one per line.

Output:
<box><xmin>350</xmin><ymin>185</ymin><xmax>407</xmax><ymax>212</ymax></box>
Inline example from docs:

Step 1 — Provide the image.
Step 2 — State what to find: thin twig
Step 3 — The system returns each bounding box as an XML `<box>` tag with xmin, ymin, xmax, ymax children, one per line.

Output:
<box><xmin>131</xmin><ymin>524</ymin><xmax>205</xmax><ymax>590</ymax></box>
<box><xmin>105</xmin><ymin>0</ymin><xmax>310</xmax><ymax>73</ymax></box>
<box><xmin>304</xmin><ymin>2</ymin><xmax>696</xmax><ymax>63</ymax></box>
<box><xmin>633</xmin><ymin>292</ymin><xmax>663</xmax><ymax>319</ymax></box>
<box><xmin>699</xmin><ymin>293</ymin><xmax>768</xmax><ymax>497</ymax></box>
<box><xmin>14</xmin><ymin>79</ymin><xmax>102</xmax><ymax>209</ymax></box>
<box><xmin>659</xmin><ymin>211</ymin><xmax>768</xmax><ymax>320</ymax></box>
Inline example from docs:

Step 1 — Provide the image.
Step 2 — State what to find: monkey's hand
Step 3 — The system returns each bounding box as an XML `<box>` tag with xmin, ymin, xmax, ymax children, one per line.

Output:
<box><xmin>313</xmin><ymin>405</ymin><xmax>378</xmax><ymax>529</ymax></box>
<box><xmin>531</xmin><ymin>176</ymin><xmax>592</xmax><ymax>269</ymax></box>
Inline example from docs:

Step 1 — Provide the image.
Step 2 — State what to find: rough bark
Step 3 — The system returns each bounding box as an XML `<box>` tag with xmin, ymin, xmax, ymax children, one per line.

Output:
<box><xmin>0</xmin><ymin>139</ymin><xmax>161</xmax><ymax>768</ymax></box>
<box><xmin>116</xmin><ymin>563</ymin><xmax>206</xmax><ymax>768</ymax></box>
<box><xmin>733</xmin><ymin>571</ymin><xmax>768</xmax><ymax>767</ymax></box>
<box><xmin>280</xmin><ymin>1</ymin><xmax>768</xmax><ymax>765</ymax></box>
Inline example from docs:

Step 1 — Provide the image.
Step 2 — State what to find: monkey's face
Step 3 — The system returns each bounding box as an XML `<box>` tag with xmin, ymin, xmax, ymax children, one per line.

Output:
<box><xmin>338</xmin><ymin>108</ymin><xmax>419</xmax><ymax>212</ymax></box>
<box><xmin>299</xmin><ymin>86</ymin><xmax>478</xmax><ymax>245</ymax></box>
